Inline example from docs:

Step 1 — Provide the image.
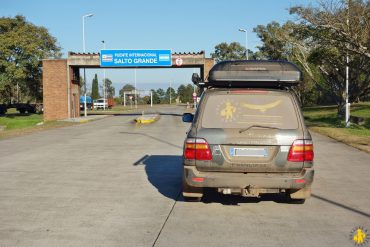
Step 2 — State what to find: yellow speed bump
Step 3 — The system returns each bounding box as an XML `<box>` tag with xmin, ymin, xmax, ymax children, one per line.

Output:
<box><xmin>135</xmin><ymin>114</ymin><xmax>160</xmax><ymax>124</ymax></box>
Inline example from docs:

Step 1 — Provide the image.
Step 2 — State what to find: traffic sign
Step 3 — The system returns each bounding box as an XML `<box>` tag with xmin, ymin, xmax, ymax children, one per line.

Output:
<box><xmin>175</xmin><ymin>57</ymin><xmax>183</xmax><ymax>66</ymax></box>
<box><xmin>192</xmin><ymin>92</ymin><xmax>197</xmax><ymax>97</ymax></box>
<box><xmin>100</xmin><ymin>49</ymin><xmax>172</xmax><ymax>67</ymax></box>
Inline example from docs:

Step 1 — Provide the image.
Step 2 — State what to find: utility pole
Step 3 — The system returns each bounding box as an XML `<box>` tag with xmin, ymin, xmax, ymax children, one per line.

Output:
<box><xmin>345</xmin><ymin>0</ymin><xmax>350</xmax><ymax>127</ymax></box>
<box><xmin>239</xmin><ymin>28</ymin><xmax>248</xmax><ymax>60</ymax></box>
<box><xmin>102</xmin><ymin>40</ymin><xmax>106</xmax><ymax>111</ymax></box>
<box><xmin>134</xmin><ymin>69</ymin><xmax>137</xmax><ymax>108</ymax></box>
<box><xmin>169</xmin><ymin>80</ymin><xmax>172</xmax><ymax>105</ymax></box>
<box><xmin>82</xmin><ymin>13</ymin><xmax>93</xmax><ymax>117</ymax></box>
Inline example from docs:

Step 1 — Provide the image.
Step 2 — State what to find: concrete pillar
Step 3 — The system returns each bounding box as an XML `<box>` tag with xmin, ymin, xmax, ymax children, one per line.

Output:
<box><xmin>42</xmin><ymin>59</ymin><xmax>69</xmax><ymax>121</ymax></box>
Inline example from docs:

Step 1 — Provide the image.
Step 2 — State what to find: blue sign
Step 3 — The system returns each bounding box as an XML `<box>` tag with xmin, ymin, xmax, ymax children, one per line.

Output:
<box><xmin>100</xmin><ymin>49</ymin><xmax>172</xmax><ymax>67</ymax></box>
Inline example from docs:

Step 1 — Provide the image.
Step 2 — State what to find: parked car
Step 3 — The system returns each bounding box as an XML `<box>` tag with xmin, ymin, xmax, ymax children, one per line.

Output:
<box><xmin>0</xmin><ymin>104</ymin><xmax>7</xmax><ymax>115</ymax></box>
<box><xmin>15</xmin><ymin>103</ymin><xmax>36</xmax><ymax>114</ymax></box>
<box><xmin>182</xmin><ymin>60</ymin><xmax>314</xmax><ymax>203</ymax></box>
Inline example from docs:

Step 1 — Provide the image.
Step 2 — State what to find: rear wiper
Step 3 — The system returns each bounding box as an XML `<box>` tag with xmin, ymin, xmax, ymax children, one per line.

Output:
<box><xmin>239</xmin><ymin>125</ymin><xmax>281</xmax><ymax>134</ymax></box>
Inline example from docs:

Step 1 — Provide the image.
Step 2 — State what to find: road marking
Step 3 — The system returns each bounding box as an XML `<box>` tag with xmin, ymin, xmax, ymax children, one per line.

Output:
<box><xmin>152</xmin><ymin>190</ymin><xmax>181</xmax><ymax>247</ymax></box>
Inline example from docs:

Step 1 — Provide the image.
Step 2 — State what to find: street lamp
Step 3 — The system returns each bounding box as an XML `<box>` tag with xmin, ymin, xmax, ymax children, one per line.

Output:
<box><xmin>82</xmin><ymin>13</ymin><xmax>94</xmax><ymax>117</ymax></box>
<box><xmin>345</xmin><ymin>0</ymin><xmax>350</xmax><ymax>127</ymax></box>
<box><xmin>238</xmin><ymin>28</ymin><xmax>248</xmax><ymax>60</ymax></box>
<box><xmin>102</xmin><ymin>40</ymin><xmax>106</xmax><ymax>111</ymax></box>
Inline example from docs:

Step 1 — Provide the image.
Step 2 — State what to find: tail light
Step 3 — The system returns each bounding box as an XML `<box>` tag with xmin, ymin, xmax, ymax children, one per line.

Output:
<box><xmin>184</xmin><ymin>138</ymin><xmax>212</xmax><ymax>160</ymax></box>
<box><xmin>287</xmin><ymin>140</ymin><xmax>314</xmax><ymax>162</ymax></box>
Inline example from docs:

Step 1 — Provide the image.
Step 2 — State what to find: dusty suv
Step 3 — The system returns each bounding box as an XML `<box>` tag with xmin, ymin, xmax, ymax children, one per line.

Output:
<box><xmin>182</xmin><ymin>60</ymin><xmax>314</xmax><ymax>203</ymax></box>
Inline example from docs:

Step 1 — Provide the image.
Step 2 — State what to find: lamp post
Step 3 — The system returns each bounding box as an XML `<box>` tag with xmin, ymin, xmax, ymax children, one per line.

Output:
<box><xmin>102</xmin><ymin>40</ymin><xmax>106</xmax><ymax>111</ymax></box>
<box><xmin>169</xmin><ymin>80</ymin><xmax>172</xmax><ymax>105</ymax></box>
<box><xmin>345</xmin><ymin>0</ymin><xmax>350</xmax><ymax>127</ymax></box>
<box><xmin>238</xmin><ymin>28</ymin><xmax>248</xmax><ymax>60</ymax></box>
<box><xmin>82</xmin><ymin>13</ymin><xmax>93</xmax><ymax>117</ymax></box>
<box><xmin>134</xmin><ymin>69</ymin><xmax>137</xmax><ymax>108</ymax></box>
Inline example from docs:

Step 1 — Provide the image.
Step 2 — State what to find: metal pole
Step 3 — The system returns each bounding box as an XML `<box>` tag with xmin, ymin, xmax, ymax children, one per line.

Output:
<box><xmin>169</xmin><ymin>80</ymin><xmax>172</xmax><ymax>105</ymax></box>
<box><xmin>123</xmin><ymin>92</ymin><xmax>126</xmax><ymax>107</ymax></box>
<box><xmin>345</xmin><ymin>0</ymin><xmax>350</xmax><ymax>127</ymax></box>
<box><xmin>82</xmin><ymin>14</ymin><xmax>93</xmax><ymax>117</ymax></box>
<box><xmin>82</xmin><ymin>16</ymin><xmax>87</xmax><ymax>117</ymax></box>
<box><xmin>102</xmin><ymin>41</ymin><xmax>106</xmax><ymax>111</ymax></box>
<box><xmin>16</xmin><ymin>82</ymin><xmax>19</xmax><ymax>102</ymax></box>
<box><xmin>238</xmin><ymin>28</ymin><xmax>248</xmax><ymax>60</ymax></box>
<box><xmin>246</xmin><ymin>30</ymin><xmax>249</xmax><ymax>60</ymax></box>
<box><xmin>134</xmin><ymin>69</ymin><xmax>137</xmax><ymax>108</ymax></box>
<box><xmin>150</xmin><ymin>91</ymin><xmax>153</xmax><ymax>107</ymax></box>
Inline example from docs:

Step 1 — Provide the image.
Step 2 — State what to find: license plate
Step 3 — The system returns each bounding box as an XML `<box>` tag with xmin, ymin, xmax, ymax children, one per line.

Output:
<box><xmin>230</xmin><ymin>147</ymin><xmax>268</xmax><ymax>157</ymax></box>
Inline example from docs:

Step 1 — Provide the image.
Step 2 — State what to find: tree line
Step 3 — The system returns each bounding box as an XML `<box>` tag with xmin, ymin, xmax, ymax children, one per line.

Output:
<box><xmin>211</xmin><ymin>0</ymin><xmax>370</xmax><ymax>114</ymax></box>
<box><xmin>80</xmin><ymin>74</ymin><xmax>115</xmax><ymax>100</ymax></box>
<box><xmin>118</xmin><ymin>83</ymin><xmax>196</xmax><ymax>104</ymax></box>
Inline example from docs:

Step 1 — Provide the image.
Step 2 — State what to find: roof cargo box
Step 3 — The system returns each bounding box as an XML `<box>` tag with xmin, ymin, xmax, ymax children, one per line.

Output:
<box><xmin>207</xmin><ymin>60</ymin><xmax>302</xmax><ymax>88</ymax></box>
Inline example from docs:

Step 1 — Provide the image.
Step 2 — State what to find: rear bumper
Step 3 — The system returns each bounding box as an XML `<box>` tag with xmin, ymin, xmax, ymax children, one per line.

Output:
<box><xmin>184</xmin><ymin>166</ymin><xmax>314</xmax><ymax>189</ymax></box>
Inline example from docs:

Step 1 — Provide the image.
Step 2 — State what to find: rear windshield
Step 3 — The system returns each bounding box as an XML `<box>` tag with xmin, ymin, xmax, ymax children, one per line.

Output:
<box><xmin>201</xmin><ymin>93</ymin><xmax>299</xmax><ymax>129</ymax></box>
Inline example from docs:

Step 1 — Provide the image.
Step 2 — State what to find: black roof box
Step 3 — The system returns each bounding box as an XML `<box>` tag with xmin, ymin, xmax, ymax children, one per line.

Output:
<box><xmin>207</xmin><ymin>60</ymin><xmax>302</xmax><ymax>88</ymax></box>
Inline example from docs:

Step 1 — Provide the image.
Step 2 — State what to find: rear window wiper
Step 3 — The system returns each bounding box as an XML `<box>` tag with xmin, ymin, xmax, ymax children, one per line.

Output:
<box><xmin>239</xmin><ymin>125</ymin><xmax>281</xmax><ymax>134</ymax></box>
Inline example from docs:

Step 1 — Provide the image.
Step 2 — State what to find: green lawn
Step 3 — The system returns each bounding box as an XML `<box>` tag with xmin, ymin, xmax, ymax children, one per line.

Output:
<box><xmin>0</xmin><ymin>108</ymin><xmax>77</xmax><ymax>139</ymax></box>
<box><xmin>303</xmin><ymin>103</ymin><xmax>370</xmax><ymax>136</ymax></box>
<box><xmin>303</xmin><ymin>102</ymin><xmax>370</xmax><ymax>153</ymax></box>
<box><xmin>0</xmin><ymin>108</ymin><xmax>43</xmax><ymax>130</ymax></box>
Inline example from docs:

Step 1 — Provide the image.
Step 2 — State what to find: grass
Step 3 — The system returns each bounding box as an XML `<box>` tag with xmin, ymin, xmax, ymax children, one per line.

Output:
<box><xmin>0</xmin><ymin>108</ymin><xmax>77</xmax><ymax>140</ymax></box>
<box><xmin>303</xmin><ymin>102</ymin><xmax>370</xmax><ymax>153</ymax></box>
<box><xmin>0</xmin><ymin>108</ymin><xmax>43</xmax><ymax>130</ymax></box>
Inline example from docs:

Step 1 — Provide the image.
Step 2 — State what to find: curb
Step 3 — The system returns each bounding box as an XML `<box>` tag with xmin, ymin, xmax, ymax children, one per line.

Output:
<box><xmin>135</xmin><ymin>114</ymin><xmax>160</xmax><ymax>124</ymax></box>
<box><xmin>60</xmin><ymin>115</ymin><xmax>111</xmax><ymax>123</ymax></box>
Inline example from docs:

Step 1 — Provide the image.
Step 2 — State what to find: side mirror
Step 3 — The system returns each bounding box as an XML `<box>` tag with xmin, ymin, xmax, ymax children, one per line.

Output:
<box><xmin>182</xmin><ymin>113</ymin><xmax>194</xmax><ymax>123</ymax></box>
<box><xmin>192</xmin><ymin>73</ymin><xmax>202</xmax><ymax>85</ymax></box>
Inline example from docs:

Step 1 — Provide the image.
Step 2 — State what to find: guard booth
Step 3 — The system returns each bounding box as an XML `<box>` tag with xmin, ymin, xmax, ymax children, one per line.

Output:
<box><xmin>42</xmin><ymin>51</ymin><xmax>214</xmax><ymax>121</ymax></box>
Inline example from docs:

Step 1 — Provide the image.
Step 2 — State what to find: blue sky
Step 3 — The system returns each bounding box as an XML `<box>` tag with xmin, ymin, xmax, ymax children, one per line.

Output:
<box><xmin>1</xmin><ymin>0</ymin><xmax>313</xmax><ymax>95</ymax></box>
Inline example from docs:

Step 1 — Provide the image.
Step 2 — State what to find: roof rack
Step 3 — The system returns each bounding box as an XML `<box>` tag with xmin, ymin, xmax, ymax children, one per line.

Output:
<box><xmin>193</xmin><ymin>60</ymin><xmax>302</xmax><ymax>88</ymax></box>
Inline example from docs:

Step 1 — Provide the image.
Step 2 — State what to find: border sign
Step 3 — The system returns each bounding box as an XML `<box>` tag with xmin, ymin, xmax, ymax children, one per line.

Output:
<box><xmin>100</xmin><ymin>49</ymin><xmax>172</xmax><ymax>67</ymax></box>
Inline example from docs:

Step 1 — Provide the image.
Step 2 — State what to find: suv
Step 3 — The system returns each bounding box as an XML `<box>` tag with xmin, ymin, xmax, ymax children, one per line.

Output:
<box><xmin>182</xmin><ymin>60</ymin><xmax>314</xmax><ymax>203</ymax></box>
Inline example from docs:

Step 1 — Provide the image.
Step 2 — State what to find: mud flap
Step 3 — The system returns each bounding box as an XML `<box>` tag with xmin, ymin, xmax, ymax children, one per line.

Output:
<box><xmin>182</xmin><ymin>176</ymin><xmax>203</xmax><ymax>198</ymax></box>
<box><xmin>289</xmin><ymin>187</ymin><xmax>311</xmax><ymax>199</ymax></box>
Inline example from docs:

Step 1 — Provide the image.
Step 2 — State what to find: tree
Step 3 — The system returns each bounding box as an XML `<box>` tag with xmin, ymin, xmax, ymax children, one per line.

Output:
<box><xmin>0</xmin><ymin>15</ymin><xmax>61</xmax><ymax>103</ymax></box>
<box><xmin>103</xmin><ymin>78</ymin><xmax>115</xmax><ymax>98</ymax></box>
<box><xmin>156</xmin><ymin>88</ymin><xmax>165</xmax><ymax>103</ymax></box>
<box><xmin>79</xmin><ymin>76</ymin><xmax>86</xmax><ymax>95</ymax></box>
<box><xmin>164</xmin><ymin>87</ymin><xmax>177</xmax><ymax>103</ymax></box>
<box><xmin>119</xmin><ymin>84</ymin><xmax>135</xmax><ymax>98</ymax></box>
<box><xmin>150</xmin><ymin>89</ymin><xmax>161</xmax><ymax>104</ymax></box>
<box><xmin>290</xmin><ymin>0</ymin><xmax>370</xmax><ymax>59</ymax></box>
<box><xmin>177</xmin><ymin>84</ymin><xmax>194</xmax><ymax>103</ymax></box>
<box><xmin>211</xmin><ymin>42</ymin><xmax>257</xmax><ymax>63</ymax></box>
<box><xmin>254</xmin><ymin>21</ymin><xmax>321</xmax><ymax>106</ymax></box>
<box><xmin>289</xmin><ymin>0</ymin><xmax>370</xmax><ymax>111</ymax></box>
<box><xmin>254</xmin><ymin>0</ymin><xmax>370</xmax><ymax>110</ymax></box>
<box><xmin>91</xmin><ymin>74</ymin><xmax>100</xmax><ymax>100</ymax></box>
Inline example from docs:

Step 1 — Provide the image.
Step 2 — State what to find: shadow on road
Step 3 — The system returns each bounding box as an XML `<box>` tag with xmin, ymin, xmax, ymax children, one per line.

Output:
<box><xmin>134</xmin><ymin>155</ymin><xmax>303</xmax><ymax>205</ymax></box>
<box><xmin>312</xmin><ymin>194</ymin><xmax>370</xmax><ymax>219</ymax></box>
<box><xmin>134</xmin><ymin>155</ymin><xmax>183</xmax><ymax>201</ymax></box>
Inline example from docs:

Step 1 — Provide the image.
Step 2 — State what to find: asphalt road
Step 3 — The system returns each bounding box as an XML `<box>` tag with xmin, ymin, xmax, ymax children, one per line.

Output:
<box><xmin>0</xmin><ymin>105</ymin><xmax>369</xmax><ymax>247</ymax></box>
